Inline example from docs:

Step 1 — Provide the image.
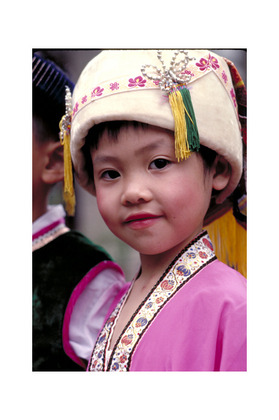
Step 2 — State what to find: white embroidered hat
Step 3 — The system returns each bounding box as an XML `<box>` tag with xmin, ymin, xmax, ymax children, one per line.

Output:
<box><xmin>70</xmin><ymin>49</ymin><xmax>244</xmax><ymax>203</ymax></box>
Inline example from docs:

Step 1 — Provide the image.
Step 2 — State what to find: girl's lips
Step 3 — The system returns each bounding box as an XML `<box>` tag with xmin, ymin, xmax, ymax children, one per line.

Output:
<box><xmin>124</xmin><ymin>213</ymin><xmax>163</xmax><ymax>229</ymax></box>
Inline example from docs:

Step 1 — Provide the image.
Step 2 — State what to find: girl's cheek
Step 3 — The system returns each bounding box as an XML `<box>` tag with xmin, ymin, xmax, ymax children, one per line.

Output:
<box><xmin>96</xmin><ymin>191</ymin><xmax>111</xmax><ymax>218</ymax></box>
<box><xmin>95</xmin><ymin>190</ymin><xmax>105</xmax><ymax>211</ymax></box>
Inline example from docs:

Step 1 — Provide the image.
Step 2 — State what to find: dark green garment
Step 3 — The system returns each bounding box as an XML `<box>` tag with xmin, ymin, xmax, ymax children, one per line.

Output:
<box><xmin>33</xmin><ymin>230</ymin><xmax>111</xmax><ymax>371</ymax></box>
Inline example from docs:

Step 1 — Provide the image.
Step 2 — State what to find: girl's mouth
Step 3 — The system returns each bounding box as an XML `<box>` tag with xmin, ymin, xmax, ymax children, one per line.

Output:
<box><xmin>124</xmin><ymin>213</ymin><xmax>163</xmax><ymax>229</ymax></box>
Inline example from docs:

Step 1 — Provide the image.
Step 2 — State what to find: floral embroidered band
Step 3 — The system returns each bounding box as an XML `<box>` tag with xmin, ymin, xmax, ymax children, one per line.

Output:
<box><xmin>72</xmin><ymin>53</ymin><xmax>238</xmax><ymax>123</ymax></box>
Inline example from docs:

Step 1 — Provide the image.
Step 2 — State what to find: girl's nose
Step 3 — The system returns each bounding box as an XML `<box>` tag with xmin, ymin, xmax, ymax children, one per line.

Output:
<box><xmin>120</xmin><ymin>176</ymin><xmax>153</xmax><ymax>205</ymax></box>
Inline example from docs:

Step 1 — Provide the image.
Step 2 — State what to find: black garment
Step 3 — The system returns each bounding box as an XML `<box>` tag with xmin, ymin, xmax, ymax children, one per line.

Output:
<box><xmin>33</xmin><ymin>231</ymin><xmax>111</xmax><ymax>371</ymax></box>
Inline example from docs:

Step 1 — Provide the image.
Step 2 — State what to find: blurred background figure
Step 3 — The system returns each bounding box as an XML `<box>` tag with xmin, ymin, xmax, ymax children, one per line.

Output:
<box><xmin>32</xmin><ymin>51</ymin><xmax>124</xmax><ymax>371</ymax></box>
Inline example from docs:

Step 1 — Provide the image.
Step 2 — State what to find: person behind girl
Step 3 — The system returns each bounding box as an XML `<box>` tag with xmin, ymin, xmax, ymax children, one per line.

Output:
<box><xmin>62</xmin><ymin>49</ymin><xmax>247</xmax><ymax>371</ymax></box>
<box><xmin>32</xmin><ymin>51</ymin><xmax>125</xmax><ymax>371</ymax></box>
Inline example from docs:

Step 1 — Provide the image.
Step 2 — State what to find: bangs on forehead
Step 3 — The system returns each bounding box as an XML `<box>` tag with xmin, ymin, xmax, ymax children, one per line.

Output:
<box><xmin>87</xmin><ymin>121</ymin><xmax>149</xmax><ymax>150</ymax></box>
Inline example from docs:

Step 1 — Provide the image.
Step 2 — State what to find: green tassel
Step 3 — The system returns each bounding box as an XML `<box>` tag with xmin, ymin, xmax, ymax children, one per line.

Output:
<box><xmin>179</xmin><ymin>86</ymin><xmax>200</xmax><ymax>152</ymax></box>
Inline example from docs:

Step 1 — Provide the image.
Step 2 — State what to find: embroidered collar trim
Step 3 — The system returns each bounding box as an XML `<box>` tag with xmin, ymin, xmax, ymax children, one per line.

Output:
<box><xmin>88</xmin><ymin>231</ymin><xmax>216</xmax><ymax>371</ymax></box>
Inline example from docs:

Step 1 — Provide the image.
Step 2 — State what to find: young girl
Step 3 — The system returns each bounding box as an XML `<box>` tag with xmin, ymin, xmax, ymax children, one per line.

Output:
<box><xmin>62</xmin><ymin>49</ymin><xmax>247</xmax><ymax>371</ymax></box>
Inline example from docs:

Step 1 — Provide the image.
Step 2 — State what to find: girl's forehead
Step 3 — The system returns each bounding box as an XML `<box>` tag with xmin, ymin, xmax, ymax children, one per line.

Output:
<box><xmin>92</xmin><ymin>124</ymin><xmax>175</xmax><ymax>165</ymax></box>
<box><xmin>99</xmin><ymin>122</ymin><xmax>174</xmax><ymax>142</ymax></box>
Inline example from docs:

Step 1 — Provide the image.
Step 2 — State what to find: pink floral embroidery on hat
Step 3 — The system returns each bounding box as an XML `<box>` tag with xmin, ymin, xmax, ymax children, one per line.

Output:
<box><xmin>181</xmin><ymin>69</ymin><xmax>195</xmax><ymax>77</ymax></box>
<box><xmin>110</xmin><ymin>82</ymin><xmax>119</xmax><ymax>91</ymax></box>
<box><xmin>128</xmin><ymin>76</ymin><xmax>147</xmax><ymax>88</ymax></box>
<box><xmin>230</xmin><ymin>88</ymin><xmax>236</xmax><ymax>107</ymax></box>
<box><xmin>72</xmin><ymin>102</ymin><xmax>79</xmax><ymax>117</ymax></box>
<box><xmin>160</xmin><ymin>93</ymin><xmax>169</xmax><ymax>105</ymax></box>
<box><xmin>196</xmin><ymin>54</ymin><xmax>219</xmax><ymax>71</ymax></box>
<box><xmin>91</xmin><ymin>86</ymin><xmax>104</xmax><ymax>98</ymax></box>
<box><xmin>81</xmin><ymin>95</ymin><xmax>87</xmax><ymax>104</ymax></box>
<box><xmin>222</xmin><ymin>70</ymin><xmax>228</xmax><ymax>83</ymax></box>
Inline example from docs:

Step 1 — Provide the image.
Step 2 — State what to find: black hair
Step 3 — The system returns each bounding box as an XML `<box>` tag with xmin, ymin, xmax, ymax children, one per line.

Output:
<box><xmin>87</xmin><ymin>121</ymin><xmax>148</xmax><ymax>149</ymax></box>
<box><xmin>198</xmin><ymin>144</ymin><xmax>217</xmax><ymax>172</ymax></box>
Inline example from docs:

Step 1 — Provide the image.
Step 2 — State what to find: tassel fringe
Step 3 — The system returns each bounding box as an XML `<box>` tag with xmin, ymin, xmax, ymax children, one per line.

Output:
<box><xmin>179</xmin><ymin>87</ymin><xmax>200</xmax><ymax>152</ymax></box>
<box><xmin>205</xmin><ymin>208</ymin><xmax>247</xmax><ymax>278</ymax></box>
<box><xmin>59</xmin><ymin>117</ymin><xmax>76</xmax><ymax>216</ymax></box>
<box><xmin>169</xmin><ymin>90</ymin><xmax>191</xmax><ymax>161</ymax></box>
<box><xmin>169</xmin><ymin>86</ymin><xmax>200</xmax><ymax>161</ymax></box>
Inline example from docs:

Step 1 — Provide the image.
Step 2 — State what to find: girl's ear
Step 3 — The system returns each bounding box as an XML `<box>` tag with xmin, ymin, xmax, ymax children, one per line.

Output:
<box><xmin>42</xmin><ymin>141</ymin><xmax>64</xmax><ymax>185</ymax></box>
<box><xmin>212</xmin><ymin>155</ymin><xmax>231</xmax><ymax>192</ymax></box>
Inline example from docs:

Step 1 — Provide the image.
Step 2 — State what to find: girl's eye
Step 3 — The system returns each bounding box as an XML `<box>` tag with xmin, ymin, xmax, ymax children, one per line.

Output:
<box><xmin>101</xmin><ymin>170</ymin><xmax>120</xmax><ymax>180</ymax></box>
<box><xmin>149</xmin><ymin>159</ymin><xmax>170</xmax><ymax>170</ymax></box>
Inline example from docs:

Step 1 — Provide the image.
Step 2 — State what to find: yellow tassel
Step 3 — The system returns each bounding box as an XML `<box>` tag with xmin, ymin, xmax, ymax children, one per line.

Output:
<box><xmin>169</xmin><ymin>90</ymin><xmax>191</xmax><ymax>161</ymax></box>
<box><xmin>205</xmin><ymin>208</ymin><xmax>247</xmax><ymax>278</ymax></box>
<box><xmin>59</xmin><ymin>116</ymin><xmax>76</xmax><ymax>216</ymax></box>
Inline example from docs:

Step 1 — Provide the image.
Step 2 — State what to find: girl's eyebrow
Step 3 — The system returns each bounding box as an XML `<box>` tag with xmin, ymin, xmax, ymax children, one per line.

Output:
<box><xmin>92</xmin><ymin>155</ymin><xmax>120</xmax><ymax>166</ymax></box>
<box><xmin>134</xmin><ymin>139</ymin><xmax>172</xmax><ymax>156</ymax></box>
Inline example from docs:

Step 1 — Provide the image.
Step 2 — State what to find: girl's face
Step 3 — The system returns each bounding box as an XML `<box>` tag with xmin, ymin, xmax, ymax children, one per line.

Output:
<box><xmin>91</xmin><ymin>124</ymin><xmax>215</xmax><ymax>259</ymax></box>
